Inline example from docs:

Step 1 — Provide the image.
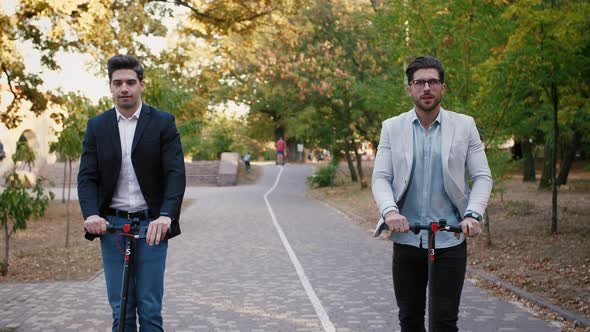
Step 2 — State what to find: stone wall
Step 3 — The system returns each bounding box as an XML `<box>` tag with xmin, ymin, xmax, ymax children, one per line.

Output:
<box><xmin>217</xmin><ymin>152</ymin><xmax>240</xmax><ymax>186</ymax></box>
<box><xmin>38</xmin><ymin>160</ymin><xmax>229</xmax><ymax>187</ymax></box>
<box><xmin>0</xmin><ymin>87</ymin><xmax>60</xmax><ymax>177</ymax></box>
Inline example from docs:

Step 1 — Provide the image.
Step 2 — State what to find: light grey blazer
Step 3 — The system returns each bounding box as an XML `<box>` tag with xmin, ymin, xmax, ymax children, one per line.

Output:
<box><xmin>372</xmin><ymin>108</ymin><xmax>493</xmax><ymax>237</ymax></box>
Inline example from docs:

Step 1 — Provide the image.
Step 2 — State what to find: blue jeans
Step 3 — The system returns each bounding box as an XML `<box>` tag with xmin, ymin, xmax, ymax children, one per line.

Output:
<box><xmin>101</xmin><ymin>216</ymin><xmax>168</xmax><ymax>332</ymax></box>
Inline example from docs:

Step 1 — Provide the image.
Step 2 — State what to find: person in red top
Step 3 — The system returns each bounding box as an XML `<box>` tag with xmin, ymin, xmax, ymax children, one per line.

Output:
<box><xmin>275</xmin><ymin>137</ymin><xmax>286</xmax><ymax>165</ymax></box>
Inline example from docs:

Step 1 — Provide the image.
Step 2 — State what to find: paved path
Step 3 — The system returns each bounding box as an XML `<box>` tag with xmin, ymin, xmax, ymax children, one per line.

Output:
<box><xmin>0</xmin><ymin>164</ymin><xmax>562</xmax><ymax>331</ymax></box>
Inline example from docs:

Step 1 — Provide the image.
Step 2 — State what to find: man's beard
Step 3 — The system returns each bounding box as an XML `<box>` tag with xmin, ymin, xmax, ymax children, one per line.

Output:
<box><xmin>416</xmin><ymin>95</ymin><xmax>441</xmax><ymax>113</ymax></box>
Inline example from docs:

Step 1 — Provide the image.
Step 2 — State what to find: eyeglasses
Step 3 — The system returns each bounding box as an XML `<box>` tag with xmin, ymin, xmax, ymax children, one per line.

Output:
<box><xmin>409</xmin><ymin>79</ymin><xmax>442</xmax><ymax>89</ymax></box>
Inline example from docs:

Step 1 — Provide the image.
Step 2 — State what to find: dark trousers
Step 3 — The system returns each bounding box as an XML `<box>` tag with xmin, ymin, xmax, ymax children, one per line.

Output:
<box><xmin>392</xmin><ymin>241</ymin><xmax>467</xmax><ymax>332</ymax></box>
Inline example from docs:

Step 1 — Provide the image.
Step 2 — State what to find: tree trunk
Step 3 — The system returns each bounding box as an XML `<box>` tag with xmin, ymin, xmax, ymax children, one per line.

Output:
<box><xmin>550</xmin><ymin>83</ymin><xmax>558</xmax><ymax>234</ymax></box>
<box><xmin>65</xmin><ymin>159</ymin><xmax>72</xmax><ymax>248</ymax></box>
<box><xmin>521</xmin><ymin>138</ymin><xmax>536</xmax><ymax>182</ymax></box>
<box><xmin>557</xmin><ymin>131</ymin><xmax>581</xmax><ymax>186</ymax></box>
<box><xmin>484</xmin><ymin>211</ymin><xmax>492</xmax><ymax>247</ymax></box>
<box><xmin>538</xmin><ymin>141</ymin><xmax>553</xmax><ymax>189</ymax></box>
<box><xmin>353</xmin><ymin>140</ymin><xmax>366</xmax><ymax>188</ymax></box>
<box><xmin>2</xmin><ymin>213</ymin><xmax>8</xmax><ymax>276</ymax></box>
<box><xmin>62</xmin><ymin>161</ymin><xmax>67</xmax><ymax>203</ymax></box>
<box><xmin>371</xmin><ymin>139</ymin><xmax>379</xmax><ymax>157</ymax></box>
<box><xmin>344</xmin><ymin>144</ymin><xmax>358</xmax><ymax>182</ymax></box>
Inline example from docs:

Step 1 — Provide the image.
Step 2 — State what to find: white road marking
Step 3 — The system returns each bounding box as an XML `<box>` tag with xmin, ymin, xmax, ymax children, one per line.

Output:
<box><xmin>263</xmin><ymin>166</ymin><xmax>336</xmax><ymax>332</ymax></box>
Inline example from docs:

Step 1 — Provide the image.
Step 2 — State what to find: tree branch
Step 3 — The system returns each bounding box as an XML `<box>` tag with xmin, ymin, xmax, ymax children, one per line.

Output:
<box><xmin>149</xmin><ymin>0</ymin><xmax>224</xmax><ymax>23</ymax></box>
<box><xmin>1</xmin><ymin>64</ymin><xmax>20</xmax><ymax>102</ymax></box>
<box><xmin>148</xmin><ymin>0</ymin><xmax>275</xmax><ymax>25</ymax></box>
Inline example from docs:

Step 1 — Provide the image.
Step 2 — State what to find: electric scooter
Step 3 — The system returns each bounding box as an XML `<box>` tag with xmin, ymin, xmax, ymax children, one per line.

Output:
<box><xmin>106</xmin><ymin>219</ymin><xmax>147</xmax><ymax>332</ymax></box>
<box><xmin>409</xmin><ymin>219</ymin><xmax>463</xmax><ymax>332</ymax></box>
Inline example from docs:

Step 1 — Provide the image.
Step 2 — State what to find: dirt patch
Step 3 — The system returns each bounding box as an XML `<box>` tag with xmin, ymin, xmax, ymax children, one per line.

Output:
<box><xmin>0</xmin><ymin>198</ymin><xmax>195</xmax><ymax>283</ymax></box>
<box><xmin>237</xmin><ymin>162</ymin><xmax>262</xmax><ymax>185</ymax></box>
<box><xmin>307</xmin><ymin>163</ymin><xmax>590</xmax><ymax>332</ymax></box>
<box><xmin>0</xmin><ymin>200</ymin><xmax>102</xmax><ymax>282</ymax></box>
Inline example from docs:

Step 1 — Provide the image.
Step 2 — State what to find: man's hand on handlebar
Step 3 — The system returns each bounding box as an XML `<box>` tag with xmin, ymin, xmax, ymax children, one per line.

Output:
<box><xmin>84</xmin><ymin>215</ymin><xmax>108</xmax><ymax>235</ymax></box>
<box><xmin>146</xmin><ymin>216</ymin><xmax>171</xmax><ymax>246</ymax></box>
<box><xmin>459</xmin><ymin>217</ymin><xmax>481</xmax><ymax>238</ymax></box>
<box><xmin>384</xmin><ymin>211</ymin><xmax>410</xmax><ymax>233</ymax></box>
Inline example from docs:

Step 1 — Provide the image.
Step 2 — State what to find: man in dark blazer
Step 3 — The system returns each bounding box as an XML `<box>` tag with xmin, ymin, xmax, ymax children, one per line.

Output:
<box><xmin>78</xmin><ymin>54</ymin><xmax>186</xmax><ymax>331</ymax></box>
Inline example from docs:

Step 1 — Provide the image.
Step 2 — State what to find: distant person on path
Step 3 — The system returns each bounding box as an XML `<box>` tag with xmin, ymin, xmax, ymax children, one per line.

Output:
<box><xmin>371</xmin><ymin>56</ymin><xmax>493</xmax><ymax>332</ymax></box>
<box><xmin>0</xmin><ymin>142</ymin><xmax>5</xmax><ymax>161</ymax></box>
<box><xmin>276</xmin><ymin>137</ymin><xmax>286</xmax><ymax>165</ymax></box>
<box><xmin>78</xmin><ymin>55</ymin><xmax>186</xmax><ymax>332</ymax></box>
<box><xmin>243</xmin><ymin>151</ymin><xmax>252</xmax><ymax>173</ymax></box>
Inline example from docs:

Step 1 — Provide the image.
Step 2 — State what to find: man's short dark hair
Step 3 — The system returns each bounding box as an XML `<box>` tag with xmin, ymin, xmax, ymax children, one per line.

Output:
<box><xmin>107</xmin><ymin>55</ymin><xmax>144</xmax><ymax>82</ymax></box>
<box><xmin>405</xmin><ymin>56</ymin><xmax>445</xmax><ymax>84</ymax></box>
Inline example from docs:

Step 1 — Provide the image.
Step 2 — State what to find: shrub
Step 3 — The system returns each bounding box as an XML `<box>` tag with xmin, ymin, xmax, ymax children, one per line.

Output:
<box><xmin>307</xmin><ymin>165</ymin><xmax>336</xmax><ymax>188</ymax></box>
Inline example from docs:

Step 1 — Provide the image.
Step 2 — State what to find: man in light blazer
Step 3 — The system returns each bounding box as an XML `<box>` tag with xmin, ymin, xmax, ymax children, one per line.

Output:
<box><xmin>372</xmin><ymin>56</ymin><xmax>492</xmax><ymax>332</ymax></box>
<box><xmin>78</xmin><ymin>55</ymin><xmax>186</xmax><ymax>331</ymax></box>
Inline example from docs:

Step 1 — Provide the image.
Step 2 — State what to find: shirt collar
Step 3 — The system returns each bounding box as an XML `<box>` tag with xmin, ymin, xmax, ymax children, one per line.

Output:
<box><xmin>434</xmin><ymin>110</ymin><xmax>442</xmax><ymax>126</ymax></box>
<box><xmin>115</xmin><ymin>102</ymin><xmax>142</xmax><ymax>121</ymax></box>
<box><xmin>411</xmin><ymin>108</ymin><xmax>443</xmax><ymax>127</ymax></box>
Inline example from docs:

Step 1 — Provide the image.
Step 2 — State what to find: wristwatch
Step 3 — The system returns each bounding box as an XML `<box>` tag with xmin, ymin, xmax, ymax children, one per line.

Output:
<box><xmin>463</xmin><ymin>211</ymin><xmax>483</xmax><ymax>222</ymax></box>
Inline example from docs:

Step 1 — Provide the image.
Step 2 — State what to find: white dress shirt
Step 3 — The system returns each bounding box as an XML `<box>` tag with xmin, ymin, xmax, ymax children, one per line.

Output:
<box><xmin>109</xmin><ymin>103</ymin><xmax>149</xmax><ymax>212</ymax></box>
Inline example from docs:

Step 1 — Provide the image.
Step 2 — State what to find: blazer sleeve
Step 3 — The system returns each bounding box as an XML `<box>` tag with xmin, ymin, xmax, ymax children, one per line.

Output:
<box><xmin>159</xmin><ymin>114</ymin><xmax>186</xmax><ymax>221</ymax></box>
<box><xmin>371</xmin><ymin>119</ymin><xmax>398</xmax><ymax>217</ymax></box>
<box><xmin>77</xmin><ymin>119</ymin><xmax>100</xmax><ymax>219</ymax></box>
<box><xmin>465</xmin><ymin>118</ymin><xmax>493</xmax><ymax>215</ymax></box>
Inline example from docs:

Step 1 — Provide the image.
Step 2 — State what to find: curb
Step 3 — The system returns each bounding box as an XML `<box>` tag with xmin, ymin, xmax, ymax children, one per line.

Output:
<box><xmin>87</xmin><ymin>269</ymin><xmax>104</xmax><ymax>282</ymax></box>
<box><xmin>315</xmin><ymin>195</ymin><xmax>590</xmax><ymax>328</ymax></box>
<box><xmin>467</xmin><ymin>266</ymin><xmax>590</xmax><ymax>328</ymax></box>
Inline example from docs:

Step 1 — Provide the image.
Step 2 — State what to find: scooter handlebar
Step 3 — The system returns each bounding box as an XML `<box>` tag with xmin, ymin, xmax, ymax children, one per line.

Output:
<box><xmin>105</xmin><ymin>223</ymin><xmax>150</xmax><ymax>239</ymax></box>
<box><xmin>86</xmin><ymin>223</ymin><xmax>162</xmax><ymax>240</ymax></box>
<box><xmin>409</xmin><ymin>223</ymin><xmax>431</xmax><ymax>234</ymax></box>
<box><xmin>106</xmin><ymin>225</ymin><xmax>126</xmax><ymax>233</ymax></box>
<box><xmin>409</xmin><ymin>222</ymin><xmax>463</xmax><ymax>234</ymax></box>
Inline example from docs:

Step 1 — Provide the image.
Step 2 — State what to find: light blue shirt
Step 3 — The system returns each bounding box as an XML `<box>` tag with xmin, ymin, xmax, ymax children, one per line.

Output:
<box><xmin>391</xmin><ymin>111</ymin><xmax>464</xmax><ymax>249</ymax></box>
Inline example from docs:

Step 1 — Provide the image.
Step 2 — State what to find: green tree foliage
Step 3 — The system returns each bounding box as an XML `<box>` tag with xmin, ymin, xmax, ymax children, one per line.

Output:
<box><xmin>142</xmin><ymin>64</ymin><xmax>208</xmax><ymax>157</ymax></box>
<box><xmin>49</xmin><ymin>93</ymin><xmax>95</xmax><ymax>163</ymax></box>
<box><xmin>231</xmin><ymin>1</ymin><xmax>392</xmax><ymax>184</ymax></box>
<box><xmin>0</xmin><ymin>171</ymin><xmax>53</xmax><ymax>276</ymax></box>
<box><xmin>191</xmin><ymin>113</ymin><xmax>240</xmax><ymax>160</ymax></box>
<box><xmin>0</xmin><ymin>0</ymin><xmax>169</xmax><ymax>127</ymax></box>
<box><xmin>0</xmin><ymin>4</ymin><xmax>47</xmax><ymax>128</ymax></box>
<box><xmin>307</xmin><ymin>164</ymin><xmax>337</xmax><ymax>188</ymax></box>
<box><xmin>4</xmin><ymin>0</ymin><xmax>589</xmax><ymax>234</ymax></box>
<box><xmin>49</xmin><ymin>92</ymin><xmax>96</xmax><ymax>247</ymax></box>
<box><xmin>476</xmin><ymin>0</ymin><xmax>590</xmax><ymax>233</ymax></box>
<box><xmin>152</xmin><ymin>0</ymin><xmax>307</xmax><ymax>39</ymax></box>
<box><xmin>132</xmin><ymin>0</ymin><xmax>308</xmax><ymax>160</ymax></box>
<box><xmin>12</xmin><ymin>135</ymin><xmax>36</xmax><ymax>171</ymax></box>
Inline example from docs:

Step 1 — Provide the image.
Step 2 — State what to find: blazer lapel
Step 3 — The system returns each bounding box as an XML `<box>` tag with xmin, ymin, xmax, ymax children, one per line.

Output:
<box><xmin>107</xmin><ymin>108</ymin><xmax>122</xmax><ymax>161</ymax></box>
<box><xmin>132</xmin><ymin>104</ymin><xmax>152</xmax><ymax>153</ymax></box>
<box><xmin>403</xmin><ymin>111</ymin><xmax>414</xmax><ymax>174</ymax></box>
<box><xmin>400</xmin><ymin>109</ymin><xmax>415</xmax><ymax>176</ymax></box>
<box><xmin>440</xmin><ymin>108</ymin><xmax>454</xmax><ymax>174</ymax></box>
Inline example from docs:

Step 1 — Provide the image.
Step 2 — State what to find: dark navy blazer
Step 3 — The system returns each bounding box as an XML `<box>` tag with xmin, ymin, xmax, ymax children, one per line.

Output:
<box><xmin>77</xmin><ymin>104</ymin><xmax>186</xmax><ymax>239</ymax></box>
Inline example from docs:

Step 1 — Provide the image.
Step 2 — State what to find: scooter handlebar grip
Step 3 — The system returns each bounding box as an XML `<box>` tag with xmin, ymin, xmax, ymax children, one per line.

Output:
<box><xmin>106</xmin><ymin>225</ymin><xmax>125</xmax><ymax>233</ymax></box>
<box><xmin>446</xmin><ymin>225</ymin><xmax>463</xmax><ymax>233</ymax></box>
<box><xmin>409</xmin><ymin>223</ymin><xmax>429</xmax><ymax>234</ymax></box>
